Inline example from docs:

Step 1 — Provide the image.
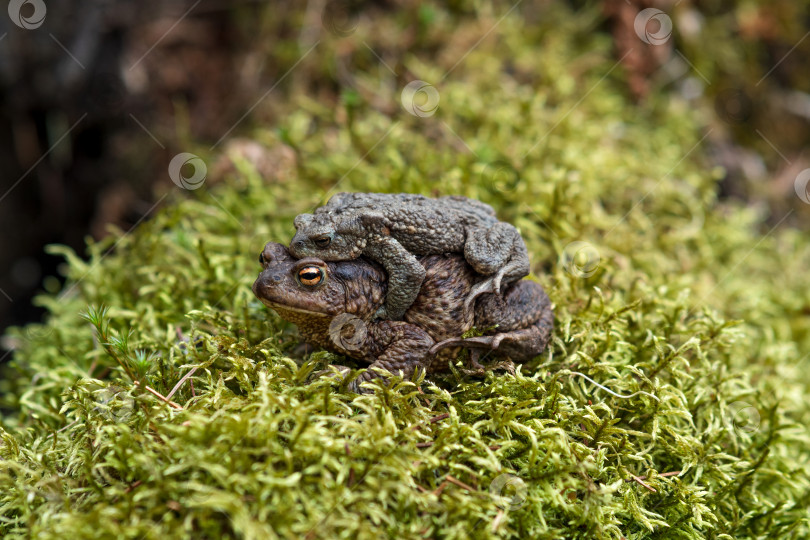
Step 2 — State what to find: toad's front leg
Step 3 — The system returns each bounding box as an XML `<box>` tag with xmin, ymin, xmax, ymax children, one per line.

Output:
<box><xmin>366</xmin><ymin>235</ymin><xmax>426</xmax><ymax>321</ymax></box>
<box><xmin>347</xmin><ymin>320</ymin><xmax>434</xmax><ymax>393</ymax></box>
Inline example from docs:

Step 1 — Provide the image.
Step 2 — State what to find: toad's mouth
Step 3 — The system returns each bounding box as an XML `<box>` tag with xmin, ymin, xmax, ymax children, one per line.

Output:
<box><xmin>259</xmin><ymin>299</ymin><xmax>331</xmax><ymax>318</ymax></box>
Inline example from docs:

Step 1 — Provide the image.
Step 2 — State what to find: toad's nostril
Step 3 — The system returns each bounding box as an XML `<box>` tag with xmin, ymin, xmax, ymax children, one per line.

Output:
<box><xmin>271</xmin><ymin>274</ymin><xmax>282</xmax><ymax>282</ymax></box>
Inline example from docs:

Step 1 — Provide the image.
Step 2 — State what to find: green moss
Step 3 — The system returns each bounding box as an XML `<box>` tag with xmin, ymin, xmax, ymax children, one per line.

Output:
<box><xmin>2</xmin><ymin>2</ymin><xmax>810</xmax><ymax>539</ymax></box>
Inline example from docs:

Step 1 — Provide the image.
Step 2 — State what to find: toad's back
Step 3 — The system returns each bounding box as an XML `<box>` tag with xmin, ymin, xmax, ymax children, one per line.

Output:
<box><xmin>318</xmin><ymin>193</ymin><xmax>501</xmax><ymax>255</ymax></box>
<box><xmin>319</xmin><ymin>192</ymin><xmax>499</xmax><ymax>225</ymax></box>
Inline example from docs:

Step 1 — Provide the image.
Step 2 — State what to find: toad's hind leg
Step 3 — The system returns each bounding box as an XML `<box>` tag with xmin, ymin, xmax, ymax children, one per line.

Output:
<box><xmin>428</xmin><ymin>327</ymin><xmax>538</xmax><ymax>370</ymax></box>
<box><xmin>433</xmin><ymin>280</ymin><xmax>554</xmax><ymax>365</ymax></box>
<box><xmin>463</xmin><ymin>224</ymin><xmax>530</xmax><ymax>312</ymax></box>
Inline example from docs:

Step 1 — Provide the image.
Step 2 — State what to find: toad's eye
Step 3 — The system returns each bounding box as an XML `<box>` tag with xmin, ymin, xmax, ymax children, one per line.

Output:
<box><xmin>313</xmin><ymin>235</ymin><xmax>332</xmax><ymax>248</ymax></box>
<box><xmin>297</xmin><ymin>266</ymin><xmax>325</xmax><ymax>287</ymax></box>
<box><xmin>259</xmin><ymin>252</ymin><xmax>265</xmax><ymax>265</ymax></box>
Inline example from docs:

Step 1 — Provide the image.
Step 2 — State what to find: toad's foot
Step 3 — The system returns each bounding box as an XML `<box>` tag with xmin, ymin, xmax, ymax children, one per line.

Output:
<box><xmin>460</xmin><ymin>347</ymin><xmax>491</xmax><ymax>375</ymax></box>
<box><xmin>434</xmin><ymin>334</ymin><xmax>515</xmax><ymax>376</ymax></box>
<box><xmin>373</xmin><ymin>305</ymin><xmax>389</xmax><ymax>320</ymax></box>
<box><xmin>463</xmin><ymin>227</ymin><xmax>531</xmax><ymax>314</ymax></box>
<box><xmin>463</xmin><ymin>271</ymin><xmax>506</xmax><ymax>314</ymax></box>
<box><xmin>462</xmin><ymin>257</ymin><xmax>524</xmax><ymax>314</ymax></box>
<box><xmin>346</xmin><ymin>371</ymin><xmax>376</xmax><ymax>394</ymax></box>
<box><xmin>459</xmin><ymin>355</ymin><xmax>516</xmax><ymax>376</ymax></box>
<box><xmin>313</xmin><ymin>365</ymin><xmax>385</xmax><ymax>394</ymax></box>
<box><xmin>312</xmin><ymin>365</ymin><xmax>388</xmax><ymax>394</ymax></box>
<box><xmin>345</xmin><ymin>364</ymin><xmax>428</xmax><ymax>394</ymax></box>
<box><xmin>342</xmin><ymin>321</ymin><xmax>433</xmax><ymax>393</ymax></box>
<box><xmin>429</xmin><ymin>334</ymin><xmax>507</xmax><ymax>356</ymax></box>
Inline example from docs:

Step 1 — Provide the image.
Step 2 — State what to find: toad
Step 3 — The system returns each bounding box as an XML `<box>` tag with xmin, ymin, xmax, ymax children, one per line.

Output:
<box><xmin>253</xmin><ymin>242</ymin><xmax>553</xmax><ymax>392</ymax></box>
<box><xmin>290</xmin><ymin>192</ymin><xmax>531</xmax><ymax>320</ymax></box>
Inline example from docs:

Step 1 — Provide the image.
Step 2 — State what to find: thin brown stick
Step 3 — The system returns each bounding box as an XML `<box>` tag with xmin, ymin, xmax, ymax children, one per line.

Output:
<box><xmin>410</xmin><ymin>412</ymin><xmax>450</xmax><ymax>431</ymax></box>
<box><xmin>57</xmin><ymin>419</ymin><xmax>79</xmax><ymax>433</ymax></box>
<box><xmin>124</xmin><ymin>480</ymin><xmax>142</xmax><ymax>494</ymax></box>
<box><xmin>166</xmin><ymin>366</ymin><xmax>199</xmax><ymax>400</ymax></box>
<box><xmin>491</xmin><ymin>509</ymin><xmax>505</xmax><ymax>532</ymax></box>
<box><xmin>446</xmin><ymin>475</ymin><xmax>476</xmax><ymax>492</ymax></box>
<box><xmin>657</xmin><ymin>471</ymin><xmax>682</xmax><ymax>478</ymax></box>
<box><xmin>347</xmin><ymin>468</ymin><xmax>355</xmax><ymax>487</ymax></box>
<box><xmin>134</xmin><ymin>381</ymin><xmax>182</xmax><ymax>410</ymax></box>
<box><xmin>629</xmin><ymin>470</ymin><xmax>682</xmax><ymax>481</ymax></box>
<box><xmin>631</xmin><ymin>475</ymin><xmax>656</xmax><ymax>492</ymax></box>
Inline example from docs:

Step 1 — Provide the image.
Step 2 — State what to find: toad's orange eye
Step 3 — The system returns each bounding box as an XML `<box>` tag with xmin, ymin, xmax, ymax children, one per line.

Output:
<box><xmin>297</xmin><ymin>266</ymin><xmax>324</xmax><ymax>287</ymax></box>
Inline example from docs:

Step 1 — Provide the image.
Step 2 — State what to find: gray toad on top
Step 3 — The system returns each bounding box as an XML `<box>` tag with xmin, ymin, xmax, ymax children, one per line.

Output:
<box><xmin>290</xmin><ymin>192</ymin><xmax>530</xmax><ymax>320</ymax></box>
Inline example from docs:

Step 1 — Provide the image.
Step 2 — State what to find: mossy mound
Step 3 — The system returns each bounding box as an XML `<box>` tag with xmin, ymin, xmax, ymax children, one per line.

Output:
<box><xmin>2</xmin><ymin>3</ymin><xmax>810</xmax><ymax>539</ymax></box>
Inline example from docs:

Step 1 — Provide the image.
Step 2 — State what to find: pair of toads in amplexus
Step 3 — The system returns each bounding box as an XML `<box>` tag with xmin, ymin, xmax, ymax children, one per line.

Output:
<box><xmin>252</xmin><ymin>192</ymin><xmax>554</xmax><ymax>393</ymax></box>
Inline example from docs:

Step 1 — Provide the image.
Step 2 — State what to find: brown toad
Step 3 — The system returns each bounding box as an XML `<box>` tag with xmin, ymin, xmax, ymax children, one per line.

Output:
<box><xmin>290</xmin><ymin>192</ymin><xmax>530</xmax><ymax>321</ymax></box>
<box><xmin>252</xmin><ymin>242</ymin><xmax>553</xmax><ymax>392</ymax></box>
